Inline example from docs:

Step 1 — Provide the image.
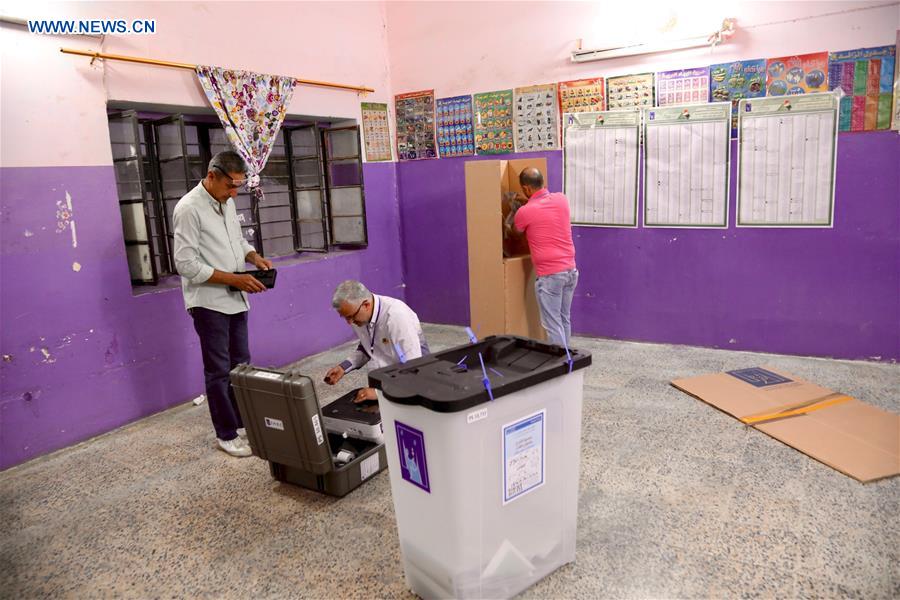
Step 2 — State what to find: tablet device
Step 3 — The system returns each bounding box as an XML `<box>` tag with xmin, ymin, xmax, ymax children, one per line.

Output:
<box><xmin>229</xmin><ymin>268</ymin><xmax>277</xmax><ymax>291</ymax></box>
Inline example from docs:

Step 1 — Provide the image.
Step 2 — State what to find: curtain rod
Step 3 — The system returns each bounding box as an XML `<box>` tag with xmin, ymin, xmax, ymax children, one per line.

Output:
<box><xmin>60</xmin><ymin>47</ymin><xmax>375</xmax><ymax>94</ymax></box>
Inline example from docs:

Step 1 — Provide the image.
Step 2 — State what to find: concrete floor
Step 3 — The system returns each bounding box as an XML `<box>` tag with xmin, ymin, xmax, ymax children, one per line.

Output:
<box><xmin>1</xmin><ymin>324</ymin><xmax>898</xmax><ymax>599</ymax></box>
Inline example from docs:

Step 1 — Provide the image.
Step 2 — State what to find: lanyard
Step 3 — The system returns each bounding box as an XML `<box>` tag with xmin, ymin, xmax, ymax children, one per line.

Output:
<box><xmin>367</xmin><ymin>298</ymin><xmax>382</xmax><ymax>357</ymax></box>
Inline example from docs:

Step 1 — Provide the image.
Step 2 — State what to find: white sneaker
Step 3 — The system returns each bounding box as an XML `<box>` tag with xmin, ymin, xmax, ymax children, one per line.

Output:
<box><xmin>218</xmin><ymin>436</ymin><xmax>252</xmax><ymax>457</ymax></box>
<box><xmin>237</xmin><ymin>427</ymin><xmax>247</xmax><ymax>438</ymax></box>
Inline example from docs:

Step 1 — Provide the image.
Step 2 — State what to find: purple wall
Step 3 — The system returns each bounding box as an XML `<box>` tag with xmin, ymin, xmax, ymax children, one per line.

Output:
<box><xmin>0</xmin><ymin>162</ymin><xmax>402</xmax><ymax>469</ymax></box>
<box><xmin>398</xmin><ymin>132</ymin><xmax>900</xmax><ymax>362</ymax></box>
<box><xmin>397</xmin><ymin>151</ymin><xmax>562</xmax><ymax>325</ymax></box>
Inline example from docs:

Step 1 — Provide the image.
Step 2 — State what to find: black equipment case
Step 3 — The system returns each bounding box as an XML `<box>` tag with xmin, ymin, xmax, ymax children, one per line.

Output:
<box><xmin>230</xmin><ymin>364</ymin><xmax>387</xmax><ymax>497</ymax></box>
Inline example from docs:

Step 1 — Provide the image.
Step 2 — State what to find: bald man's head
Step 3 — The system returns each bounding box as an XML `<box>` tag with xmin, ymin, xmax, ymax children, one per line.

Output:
<box><xmin>519</xmin><ymin>167</ymin><xmax>545</xmax><ymax>198</ymax></box>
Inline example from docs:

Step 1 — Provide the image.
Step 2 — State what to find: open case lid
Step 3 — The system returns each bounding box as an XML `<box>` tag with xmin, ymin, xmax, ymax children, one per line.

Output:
<box><xmin>230</xmin><ymin>364</ymin><xmax>333</xmax><ymax>474</ymax></box>
<box><xmin>368</xmin><ymin>335</ymin><xmax>591</xmax><ymax>413</ymax></box>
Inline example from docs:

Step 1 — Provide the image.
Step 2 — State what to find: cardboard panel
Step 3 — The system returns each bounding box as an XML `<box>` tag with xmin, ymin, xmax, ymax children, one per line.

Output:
<box><xmin>672</xmin><ymin>368</ymin><xmax>900</xmax><ymax>483</ymax></box>
<box><xmin>465</xmin><ymin>160</ymin><xmax>506</xmax><ymax>337</ymax></box>
<box><xmin>671</xmin><ymin>367</ymin><xmax>835</xmax><ymax>420</ymax></box>
<box><xmin>465</xmin><ymin>158</ymin><xmax>547</xmax><ymax>340</ymax></box>
<box><xmin>757</xmin><ymin>400</ymin><xmax>900</xmax><ymax>482</ymax></box>
<box><xmin>503</xmin><ymin>256</ymin><xmax>546</xmax><ymax>340</ymax></box>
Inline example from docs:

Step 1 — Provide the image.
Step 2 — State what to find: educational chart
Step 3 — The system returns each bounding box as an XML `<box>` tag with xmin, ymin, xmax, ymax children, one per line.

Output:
<box><xmin>828</xmin><ymin>45</ymin><xmax>896</xmax><ymax>131</ymax></box>
<box><xmin>657</xmin><ymin>67</ymin><xmax>710</xmax><ymax>106</ymax></box>
<box><xmin>558</xmin><ymin>78</ymin><xmax>605</xmax><ymax>114</ymax></box>
<box><xmin>709</xmin><ymin>59</ymin><xmax>767</xmax><ymax>137</ymax></box>
<box><xmin>394</xmin><ymin>90</ymin><xmax>437</xmax><ymax>161</ymax></box>
<box><xmin>606</xmin><ymin>73</ymin><xmax>655</xmax><ymax>110</ymax></box>
<box><xmin>563</xmin><ymin>110</ymin><xmax>640</xmax><ymax>227</ymax></box>
<box><xmin>737</xmin><ymin>94</ymin><xmax>839</xmax><ymax>227</ymax></box>
<box><xmin>360</xmin><ymin>102</ymin><xmax>392</xmax><ymax>162</ymax></box>
<box><xmin>644</xmin><ymin>103</ymin><xmax>731</xmax><ymax>228</ymax></box>
<box><xmin>766</xmin><ymin>52</ymin><xmax>829</xmax><ymax>96</ymax></box>
<box><xmin>474</xmin><ymin>89</ymin><xmax>514</xmax><ymax>155</ymax></box>
<box><xmin>514</xmin><ymin>84</ymin><xmax>559</xmax><ymax>152</ymax></box>
<box><xmin>435</xmin><ymin>95</ymin><xmax>476</xmax><ymax>157</ymax></box>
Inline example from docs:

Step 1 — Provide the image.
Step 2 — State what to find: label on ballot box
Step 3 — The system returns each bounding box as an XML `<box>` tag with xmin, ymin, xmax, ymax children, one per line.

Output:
<box><xmin>502</xmin><ymin>409</ymin><xmax>546</xmax><ymax>505</ymax></box>
<box><xmin>395</xmin><ymin>421</ymin><xmax>430</xmax><ymax>493</ymax></box>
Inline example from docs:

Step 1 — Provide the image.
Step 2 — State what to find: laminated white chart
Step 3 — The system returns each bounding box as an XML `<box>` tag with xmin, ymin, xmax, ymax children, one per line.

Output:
<box><xmin>563</xmin><ymin>110</ymin><xmax>640</xmax><ymax>227</ymax></box>
<box><xmin>643</xmin><ymin>103</ymin><xmax>731</xmax><ymax>228</ymax></box>
<box><xmin>737</xmin><ymin>94</ymin><xmax>838</xmax><ymax>227</ymax></box>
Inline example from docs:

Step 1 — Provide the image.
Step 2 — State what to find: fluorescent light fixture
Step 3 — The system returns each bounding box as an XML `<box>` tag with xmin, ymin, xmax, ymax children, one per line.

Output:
<box><xmin>572</xmin><ymin>18</ymin><xmax>736</xmax><ymax>63</ymax></box>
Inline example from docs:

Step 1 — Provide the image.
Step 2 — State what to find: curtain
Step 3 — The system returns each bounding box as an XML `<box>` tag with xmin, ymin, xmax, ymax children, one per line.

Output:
<box><xmin>195</xmin><ymin>65</ymin><xmax>296</xmax><ymax>206</ymax></box>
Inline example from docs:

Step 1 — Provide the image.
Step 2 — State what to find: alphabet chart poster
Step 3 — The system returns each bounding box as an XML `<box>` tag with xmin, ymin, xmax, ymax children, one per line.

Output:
<box><xmin>435</xmin><ymin>95</ymin><xmax>476</xmax><ymax>157</ymax></box>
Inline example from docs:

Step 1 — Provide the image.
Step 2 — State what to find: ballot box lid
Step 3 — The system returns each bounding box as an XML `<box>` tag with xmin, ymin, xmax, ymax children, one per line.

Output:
<box><xmin>368</xmin><ymin>335</ymin><xmax>591</xmax><ymax>413</ymax></box>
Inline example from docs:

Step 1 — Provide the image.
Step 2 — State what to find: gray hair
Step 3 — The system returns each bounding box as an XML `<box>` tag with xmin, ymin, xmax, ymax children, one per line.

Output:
<box><xmin>208</xmin><ymin>150</ymin><xmax>248</xmax><ymax>176</ymax></box>
<box><xmin>332</xmin><ymin>280</ymin><xmax>371</xmax><ymax>309</ymax></box>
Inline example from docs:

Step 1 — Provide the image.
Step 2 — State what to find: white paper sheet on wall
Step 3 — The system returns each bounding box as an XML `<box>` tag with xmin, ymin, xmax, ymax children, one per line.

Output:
<box><xmin>563</xmin><ymin>110</ymin><xmax>640</xmax><ymax>227</ymax></box>
<box><xmin>643</xmin><ymin>103</ymin><xmax>731</xmax><ymax>228</ymax></box>
<box><xmin>737</xmin><ymin>93</ymin><xmax>839</xmax><ymax>227</ymax></box>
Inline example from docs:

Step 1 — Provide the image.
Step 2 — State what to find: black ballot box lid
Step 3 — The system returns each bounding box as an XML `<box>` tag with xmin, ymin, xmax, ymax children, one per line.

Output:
<box><xmin>368</xmin><ymin>335</ymin><xmax>591</xmax><ymax>414</ymax></box>
<box><xmin>230</xmin><ymin>364</ymin><xmax>333</xmax><ymax>475</ymax></box>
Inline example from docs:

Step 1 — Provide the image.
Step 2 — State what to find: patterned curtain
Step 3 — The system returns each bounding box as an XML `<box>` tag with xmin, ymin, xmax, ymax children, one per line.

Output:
<box><xmin>195</xmin><ymin>66</ymin><xmax>296</xmax><ymax>206</ymax></box>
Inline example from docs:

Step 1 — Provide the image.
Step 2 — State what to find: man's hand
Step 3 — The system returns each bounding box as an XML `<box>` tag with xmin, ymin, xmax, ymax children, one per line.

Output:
<box><xmin>246</xmin><ymin>251</ymin><xmax>273</xmax><ymax>270</ymax></box>
<box><xmin>324</xmin><ymin>365</ymin><xmax>345</xmax><ymax>385</ymax></box>
<box><xmin>229</xmin><ymin>273</ymin><xmax>267</xmax><ymax>293</ymax></box>
<box><xmin>354</xmin><ymin>387</ymin><xmax>377</xmax><ymax>403</ymax></box>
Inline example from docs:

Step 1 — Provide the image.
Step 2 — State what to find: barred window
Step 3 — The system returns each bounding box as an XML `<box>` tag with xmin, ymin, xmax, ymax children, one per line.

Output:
<box><xmin>107</xmin><ymin>109</ymin><xmax>368</xmax><ymax>285</ymax></box>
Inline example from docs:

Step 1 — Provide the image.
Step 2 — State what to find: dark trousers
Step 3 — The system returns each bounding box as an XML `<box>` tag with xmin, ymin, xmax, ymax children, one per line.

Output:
<box><xmin>190</xmin><ymin>307</ymin><xmax>250</xmax><ymax>441</ymax></box>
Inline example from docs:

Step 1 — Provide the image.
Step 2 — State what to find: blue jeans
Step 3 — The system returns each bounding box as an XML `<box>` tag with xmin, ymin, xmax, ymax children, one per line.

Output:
<box><xmin>535</xmin><ymin>269</ymin><xmax>579</xmax><ymax>346</ymax></box>
<box><xmin>190</xmin><ymin>307</ymin><xmax>250</xmax><ymax>441</ymax></box>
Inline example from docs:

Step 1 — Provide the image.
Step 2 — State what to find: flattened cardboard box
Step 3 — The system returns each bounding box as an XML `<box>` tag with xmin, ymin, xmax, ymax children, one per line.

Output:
<box><xmin>671</xmin><ymin>366</ymin><xmax>900</xmax><ymax>483</ymax></box>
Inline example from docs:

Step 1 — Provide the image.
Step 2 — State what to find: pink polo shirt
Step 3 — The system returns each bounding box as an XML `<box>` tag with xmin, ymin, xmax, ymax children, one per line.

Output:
<box><xmin>514</xmin><ymin>188</ymin><xmax>576</xmax><ymax>277</ymax></box>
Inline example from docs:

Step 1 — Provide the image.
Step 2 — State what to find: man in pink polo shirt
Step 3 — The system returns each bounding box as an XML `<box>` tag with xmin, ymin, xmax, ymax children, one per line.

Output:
<box><xmin>511</xmin><ymin>167</ymin><xmax>578</xmax><ymax>346</ymax></box>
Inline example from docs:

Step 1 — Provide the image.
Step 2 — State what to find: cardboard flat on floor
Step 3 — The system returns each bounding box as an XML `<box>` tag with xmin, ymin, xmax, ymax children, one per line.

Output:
<box><xmin>465</xmin><ymin>158</ymin><xmax>546</xmax><ymax>340</ymax></box>
<box><xmin>671</xmin><ymin>366</ymin><xmax>900</xmax><ymax>483</ymax></box>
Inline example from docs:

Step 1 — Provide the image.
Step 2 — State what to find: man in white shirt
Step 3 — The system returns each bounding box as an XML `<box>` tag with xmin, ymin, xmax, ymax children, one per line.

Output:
<box><xmin>173</xmin><ymin>151</ymin><xmax>273</xmax><ymax>457</ymax></box>
<box><xmin>324</xmin><ymin>280</ymin><xmax>429</xmax><ymax>402</ymax></box>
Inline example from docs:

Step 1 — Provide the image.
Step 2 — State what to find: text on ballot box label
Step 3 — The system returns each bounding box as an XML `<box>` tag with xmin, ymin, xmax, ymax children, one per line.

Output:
<box><xmin>255</xmin><ymin>371</ymin><xmax>281</xmax><ymax>381</ymax></box>
<box><xmin>361</xmin><ymin>454</ymin><xmax>380</xmax><ymax>480</ymax></box>
<box><xmin>311</xmin><ymin>415</ymin><xmax>324</xmax><ymax>445</ymax></box>
<box><xmin>502</xmin><ymin>409</ymin><xmax>546</xmax><ymax>505</ymax></box>
<box><xmin>264</xmin><ymin>417</ymin><xmax>284</xmax><ymax>431</ymax></box>
<box><xmin>467</xmin><ymin>407</ymin><xmax>488</xmax><ymax>424</ymax></box>
<box><xmin>395</xmin><ymin>421</ymin><xmax>430</xmax><ymax>493</ymax></box>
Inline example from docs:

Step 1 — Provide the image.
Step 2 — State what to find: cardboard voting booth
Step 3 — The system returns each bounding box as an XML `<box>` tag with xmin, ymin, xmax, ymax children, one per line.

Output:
<box><xmin>465</xmin><ymin>159</ymin><xmax>546</xmax><ymax>341</ymax></box>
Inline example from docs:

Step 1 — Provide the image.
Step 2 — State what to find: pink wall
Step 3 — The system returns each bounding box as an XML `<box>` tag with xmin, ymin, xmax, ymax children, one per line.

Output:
<box><xmin>386</xmin><ymin>1</ymin><xmax>899</xmax><ymax>96</ymax></box>
<box><xmin>1</xmin><ymin>1</ymin><xmax>394</xmax><ymax>168</ymax></box>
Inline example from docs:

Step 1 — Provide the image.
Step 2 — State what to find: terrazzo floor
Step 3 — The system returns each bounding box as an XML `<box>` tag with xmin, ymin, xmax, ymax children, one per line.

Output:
<box><xmin>2</xmin><ymin>324</ymin><xmax>898</xmax><ymax>599</ymax></box>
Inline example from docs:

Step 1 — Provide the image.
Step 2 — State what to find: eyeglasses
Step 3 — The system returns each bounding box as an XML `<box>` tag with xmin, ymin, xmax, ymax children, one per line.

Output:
<box><xmin>213</xmin><ymin>165</ymin><xmax>247</xmax><ymax>189</ymax></box>
<box><xmin>343</xmin><ymin>301</ymin><xmax>366</xmax><ymax>324</ymax></box>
